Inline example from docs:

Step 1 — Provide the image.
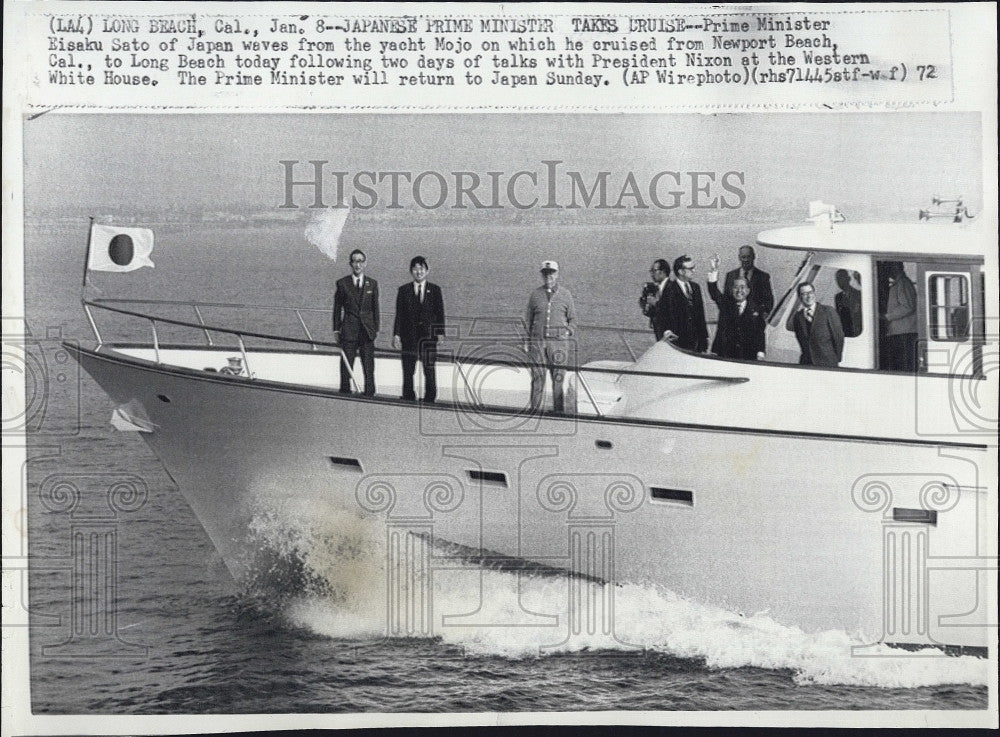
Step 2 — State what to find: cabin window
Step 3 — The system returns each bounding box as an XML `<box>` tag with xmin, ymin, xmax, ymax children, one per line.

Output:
<box><xmin>770</xmin><ymin>259</ymin><xmax>819</xmax><ymax>328</ymax></box>
<box><xmin>776</xmin><ymin>263</ymin><xmax>862</xmax><ymax>364</ymax></box>
<box><xmin>927</xmin><ymin>273</ymin><xmax>970</xmax><ymax>342</ymax></box>
<box><xmin>776</xmin><ymin>263</ymin><xmax>861</xmax><ymax>337</ymax></box>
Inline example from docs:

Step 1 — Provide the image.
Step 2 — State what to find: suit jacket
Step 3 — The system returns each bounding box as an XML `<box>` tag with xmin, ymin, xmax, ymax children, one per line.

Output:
<box><xmin>790</xmin><ymin>303</ymin><xmax>844</xmax><ymax>367</ymax></box>
<box><xmin>707</xmin><ymin>281</ymin><xmax>766</xmax><ymax>359</ymax></box>
<box><xmin>662</xmin><ymin>280</ymin><xmax>708</xmax><ymax>352</ymax></box>
<box><xmin>724</xmin><ymin>267</ymin><xmax>774</xmax><ymax>315</ymax></box>
<box><xmin>333</xmin><ymin>274</ymin><xmax>379</xmax><ymax>343</ymax></box>
<box><xmin>650</xmin><ymin>283</ymin><xmax>671</xmax><ymax>340</ymax></box>
<box><xmin>393</xmin><ymin>281</ymin><xmax>445</xmax><ymax>350</ymax></box>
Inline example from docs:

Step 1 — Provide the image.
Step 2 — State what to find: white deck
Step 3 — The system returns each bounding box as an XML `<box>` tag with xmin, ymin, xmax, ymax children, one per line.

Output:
<box><xmin>108</xmin><ymin>342</ymin><xmax>988</xmax><ymax>446</ymax></box>
<box><xmin>114</xmin><ymin>347</ymin><xmax>625</xmax><ymax>416</ymax></box>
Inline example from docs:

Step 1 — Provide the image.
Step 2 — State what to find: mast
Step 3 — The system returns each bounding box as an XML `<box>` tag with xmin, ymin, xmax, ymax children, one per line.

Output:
<box><xmin>81</xmin><ymin>216</ymin><xmax>94</xmax><ymax>291</ymax></box>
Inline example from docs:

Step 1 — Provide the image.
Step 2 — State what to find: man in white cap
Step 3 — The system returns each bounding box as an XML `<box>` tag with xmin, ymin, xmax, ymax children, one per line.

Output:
<box><xmin>524</xmin><ymin>260</ymin><xmax>576</xmax><ymax>413</ymax></box>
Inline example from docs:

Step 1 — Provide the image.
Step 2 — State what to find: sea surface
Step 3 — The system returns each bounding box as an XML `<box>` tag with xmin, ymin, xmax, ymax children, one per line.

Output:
<box><xmin>19</xmin><ymin>217</ymin><xmax>990</xmax><ymax>716</ymax></box>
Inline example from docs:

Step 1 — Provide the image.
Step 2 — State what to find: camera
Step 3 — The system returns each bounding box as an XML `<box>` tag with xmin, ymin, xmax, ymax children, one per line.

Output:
<box><xmin>639</xmin><ymin>281</ymin><xmax>659</xmax><ymax>317</ymax></box>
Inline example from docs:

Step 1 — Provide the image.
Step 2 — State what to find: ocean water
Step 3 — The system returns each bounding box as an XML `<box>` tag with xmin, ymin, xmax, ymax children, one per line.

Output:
<box><xmin>20</xmin><ymin>218</ymin><xmax>990</xmax><ymax>715</ymax></box>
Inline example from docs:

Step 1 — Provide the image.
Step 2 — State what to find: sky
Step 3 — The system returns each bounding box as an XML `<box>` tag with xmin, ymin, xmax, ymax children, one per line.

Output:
<box><xmin>23</xmin><ymin>112</ymin><xmax>982</xmax><ymax>220</ymax></box>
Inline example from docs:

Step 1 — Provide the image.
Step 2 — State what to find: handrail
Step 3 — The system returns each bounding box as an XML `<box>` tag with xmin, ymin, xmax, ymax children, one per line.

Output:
<box><xmin>575</xmin><ymin>371</ymin><xmax>603</xmax><ymax>417</ymax></box>
<box><xmin>150</xmin><ymin>319</ymin><xmax>160</xmax><ymax>364</ymax></box>
<box><xmin>83</xmin><ymin>302</ymin><xmax>102</xmax><ymax>347</ymax></box>
<box><xmin>294</xmin><ymin>309</ymin><xmax>318</xmax><ymax>351</ymax></box>
<box><xmin>90</xmin><ymin>297</ymin><xmax>331</xmax><ymax>312</ymax></box>
<box><xmin>87</xmin><ymin>295</ymin><xmax>716</xmax><ymax>334</ymax></box>
<box><xmin>453</xmin><ymin>361</ymin><xmax>480</xmax><ymax>406</ymax></box>
<box><xmin>81</xmin><ymin>298</ymin><xmax>747</xmax><ymax>384</ymax></box>
<box><xmin>338</xmin><ymin>349</ymin><xmax>360</xmax><ymax>392</ymax></box>
<box><xmin>192</xmin><ymin>305</ymin><xmax>213</xmax><ymax>346</ymax></box>
<box><xmin>234</xmin><ymin>336</ymin><xmax>252</xmax><ymax>378</ymax></box>
<box><xmin>87</xmin><ymin>299</ymin><xmax>337</xmax><ymax>349</ymax></box>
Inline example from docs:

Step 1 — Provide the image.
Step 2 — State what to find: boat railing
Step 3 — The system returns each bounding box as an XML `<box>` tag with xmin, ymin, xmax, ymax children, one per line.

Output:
<box><xmin>83</xmin><ymin>295</ymin><xmax>663</xmax><ymax>355</ymax></box>
<box><xmin>82</xmin><ymin>297</ymin><xmax>743</xmax><ymax>417</ymax></box>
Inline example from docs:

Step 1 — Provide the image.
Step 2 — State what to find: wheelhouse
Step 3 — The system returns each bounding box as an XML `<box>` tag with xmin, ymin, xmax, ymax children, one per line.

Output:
<box><xmin>757</xmin><ymin>212</ymin><xmax>986</xmax><ymax>377</ymax></box>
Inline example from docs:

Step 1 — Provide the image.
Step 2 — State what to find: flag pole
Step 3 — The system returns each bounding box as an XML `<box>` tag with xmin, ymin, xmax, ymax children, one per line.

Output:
<box><xmin>81</xmin><ymin>216</ymin><xmax>94</xmax><ymax>292</ymax></box>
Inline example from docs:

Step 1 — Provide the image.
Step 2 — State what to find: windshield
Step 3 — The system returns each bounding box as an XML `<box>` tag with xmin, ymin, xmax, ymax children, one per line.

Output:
<box><xmin>768</xmin><ymin>252</ymin><xmax>814</xmax><ymax>327</ymax></box>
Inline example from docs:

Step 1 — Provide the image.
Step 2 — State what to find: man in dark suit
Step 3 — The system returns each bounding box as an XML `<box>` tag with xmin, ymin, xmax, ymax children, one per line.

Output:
<box><xmin>392</xmin><ymin>256</ymin><xmax>446</xmax><ymax>402</ymax></box>
<box><xmin>661</xmin><ymin>255</ymin><xmax>708</xmax><ymax>353</ymax></box>
<box><xmin>333</xmin><ymin>248</ymin><xmax>380</xmax><ymax>395</ymax></box>
<box><xmin>641</xmin><ymin>258</ymin><xmax>672</xmax><ymax>341</ymax></box>
<box><xmin>788</xmin><ymin>282</ymin><xmax>845</xmax><ymax>367</ymax></box>
<box><xmin>707</xmin><ymin>255</ymin><xmax>766</xmax><ymax>360</ymax></box>
<box><xmin>723</xmin><ymin>245</ymin><xmax>774</xmax><ymax>315</ymax></box>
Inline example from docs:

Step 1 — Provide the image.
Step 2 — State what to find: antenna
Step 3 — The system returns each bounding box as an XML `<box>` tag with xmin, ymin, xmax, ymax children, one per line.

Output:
<box><xmin>921</xmin><ymin>197</ymin><xmax>975</xmax><ymax>223</ymax></box>
<box><xmin>806</xmin><ymin>201</ymin><xmax>845</xmax><ymax>230</ymax></box>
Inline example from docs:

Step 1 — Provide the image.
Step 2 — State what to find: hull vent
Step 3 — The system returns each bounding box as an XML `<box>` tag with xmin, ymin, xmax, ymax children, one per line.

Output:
<box><xmin>650</xmin><ymin>487</ymin><xmax>694</xmax><ymax>506</ymax></box>
<box><xmin>892</xmin><ymin>507</ymin><xmax>938</xmax><ymax>525</ymax></box>
<box><xmin>329</xmin><ymin>456</ymin><xmax>363</xmax><ymax>472</ymax></box>
<box><xmin>466</xmin><ymin>469</ymin><xmax>508</xmax><ymax>486</ymax></box>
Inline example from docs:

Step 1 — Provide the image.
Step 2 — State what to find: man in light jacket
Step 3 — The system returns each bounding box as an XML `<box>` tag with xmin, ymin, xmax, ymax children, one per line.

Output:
<box><xmin>883</xmin><ymin>261</ymin><xmax>918</xmax><ymax>372</ymax></box>
<box><xmin>524</xmin><ymin>260</ymin><xmax>576</xmax><ymax>413</ymax></box>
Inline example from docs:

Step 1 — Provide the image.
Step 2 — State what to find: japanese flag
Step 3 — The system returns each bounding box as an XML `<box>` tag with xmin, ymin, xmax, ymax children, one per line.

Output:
<box><xmin>88</xmin><ymin>224</ymin><xmax>154</xmax><ymax>272</ymax></box>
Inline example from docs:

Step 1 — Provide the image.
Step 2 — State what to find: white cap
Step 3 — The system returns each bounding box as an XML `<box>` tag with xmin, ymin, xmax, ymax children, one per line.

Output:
<box><xmin>540</xmin><ymin>260</ymin><xmax>559</xmax><ymax>273</ymax></box>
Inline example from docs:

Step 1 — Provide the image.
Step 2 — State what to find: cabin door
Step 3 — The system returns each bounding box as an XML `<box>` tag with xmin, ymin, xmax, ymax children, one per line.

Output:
<box><xmin>915</xmin><ymin>262</ymin><xmax>984</xmax><ymax>377</ymax></box>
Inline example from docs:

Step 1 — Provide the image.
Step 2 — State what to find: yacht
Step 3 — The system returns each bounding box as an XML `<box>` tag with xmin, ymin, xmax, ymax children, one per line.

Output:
<box><xmin>67</xmin><ymin>202</ymin><xmax>995</xmax><ymax>652</ymax></box>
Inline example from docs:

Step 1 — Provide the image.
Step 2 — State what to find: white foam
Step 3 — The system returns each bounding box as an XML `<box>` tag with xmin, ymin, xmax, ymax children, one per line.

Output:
<box><xmin>248</xmin><ymin>499</ymin><xmax>990</xmax><ymax>689</ymax></box>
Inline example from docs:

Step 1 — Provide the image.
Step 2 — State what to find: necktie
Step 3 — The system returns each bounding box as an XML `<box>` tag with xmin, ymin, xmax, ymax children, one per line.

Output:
<box><xmin>805</xmin><ymin>308</ymin><xmax>813</xmax><ymax>323</ymax></box>
<box><xmin>355</xmin><ymin>277</ymin><xmax>362</xmax><ymax>289</ymax></box>
<box><xmin>419</xmin><ymin>284</ymin><xmax>424</xmax><ymax>303</ymax></box>
<box><xmin>738</xmin><ymin>302</ymin><xmax>745</xmax><ymax>315</ymax></box>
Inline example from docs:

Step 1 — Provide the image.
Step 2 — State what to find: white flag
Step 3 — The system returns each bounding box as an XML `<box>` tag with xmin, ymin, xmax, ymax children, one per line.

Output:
<box><xmin>305</xmin><ymin>208</ymin><xmax>349</xmax><ymax>261</ymax></box>
<box><xmin>88</xmin><ymin>223</ymin><xmax>155</xmax><ymax>272</ymax></box>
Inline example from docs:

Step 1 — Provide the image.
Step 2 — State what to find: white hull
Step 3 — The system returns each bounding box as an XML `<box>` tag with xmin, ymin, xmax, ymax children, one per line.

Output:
<box><xmin>71</xmin><ymin>344</ymin><xmax>993</xmax><ymax>651</ymax></box>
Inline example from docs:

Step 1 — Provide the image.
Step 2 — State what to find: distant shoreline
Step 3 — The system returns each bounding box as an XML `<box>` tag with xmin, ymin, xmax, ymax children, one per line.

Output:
<box><xmin>25</xmin><ymin>214</ymin><xmax>803</xmax><ymax>231</ymax></box>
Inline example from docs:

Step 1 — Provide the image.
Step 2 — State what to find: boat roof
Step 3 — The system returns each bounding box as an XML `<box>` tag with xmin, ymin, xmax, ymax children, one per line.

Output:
<box><xmin>756</xmin><ymin>222</ymin><xmax>986</xmax><ymax>259</ymax></box>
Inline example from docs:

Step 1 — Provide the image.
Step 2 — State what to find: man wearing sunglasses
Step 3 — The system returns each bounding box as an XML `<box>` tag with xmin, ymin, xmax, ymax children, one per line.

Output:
<box><xmin>641</xmin><ymin>259</ymin><xmax>672</xmax><ymax>341</ymax></box>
